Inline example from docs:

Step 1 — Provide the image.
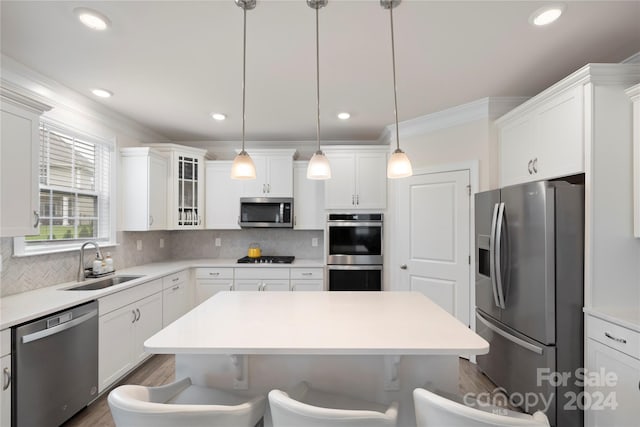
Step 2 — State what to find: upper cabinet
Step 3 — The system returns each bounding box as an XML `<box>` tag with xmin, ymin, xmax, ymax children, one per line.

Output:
<box><xmin>323</xmin><ymin>147</ymin><xmax>387</xmax><ymax>210</ymax></box>
<box><xmin>121</xmin><ymin>147</ymin><xmax>168</xmax><ymax>231</ymax></box>
<box><xmin>0</xmin><ymin>87</ymin><xmax>51</xmax><ymax>237</ymax></box>
<box><xmin>498</xmin><ymin>85</ymin><xmax>584</xmax><ymax>187</ymax></box>
<box><xmin>293</xmin><ymin>161</ymin><xmax>324</xmax><ymax>229</ymax></box>
<box><xmin>241</xmin><ymin>150</ymin><xmax>295</xmax><ymax>198</ymax></box>
<box><xmin>147</xmin><ymin>144</ymin><xmax>208</xmax><ymax>230</ymax></box>
<box><xmin>205</xmin><ymin>161</ymin><xmax>242</xmax><ymax>229</ymax></box>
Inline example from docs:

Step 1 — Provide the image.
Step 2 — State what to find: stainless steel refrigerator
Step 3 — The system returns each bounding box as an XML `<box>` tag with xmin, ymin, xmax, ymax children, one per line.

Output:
<box><xmin>474</xmin><ymin>179</ymin><xmax>584</xmax><ymax>427</ymax></box>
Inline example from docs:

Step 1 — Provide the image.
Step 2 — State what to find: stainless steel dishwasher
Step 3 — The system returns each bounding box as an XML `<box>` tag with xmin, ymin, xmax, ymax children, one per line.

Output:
<box><xmin>12</xmin><ymin>300</ymin><xmax>98</xmax><ymax>427</ymax></box>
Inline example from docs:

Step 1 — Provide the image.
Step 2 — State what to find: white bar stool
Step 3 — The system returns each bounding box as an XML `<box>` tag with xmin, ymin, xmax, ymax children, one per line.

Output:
<box><xmin>268</xmin><ymin>381</ymin><xmax>398</xmax><ymax>427</ymax></box>
<box><xmin>413</xmin><ymin>387</ymin><xmax>550</xmax><ymax>427</ymax></box>
<box><xmin>108</xmin><ymin>377</ymin><xmax>266</xmax><ymax>427</ymax></box>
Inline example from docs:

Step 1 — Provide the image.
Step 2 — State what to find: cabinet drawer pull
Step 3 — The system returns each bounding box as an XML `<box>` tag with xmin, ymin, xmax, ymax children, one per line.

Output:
<box><xmin>209</xmin><ymin>272</ymin><xmax>220</xmax><ymax>276</ymax></box>
<box><xmin>604</xmin><ymin>332</ymin><xmax>627</xmax><ymax>344</ymax></box>
<box><xmin>172</xmin><ymin>277</ymin><xmax>180</xmax><ymax>282</ymax></box>
<box><xmin>33</xmin><ymin>211</ymin><xmax>40</xmax><ymax>228</ymax></box>
<box><xmin>172</xmin><ymin>285</ymin><xmax>180</xmax><ymax>291</ymax></box>
<box><xmin>302</xmin><ymin>273</ymin><xmax>313</xmax><ymax>276</ymax></box>
<box><xmin>3</xmin><ymin>367</ymin><xmax>11</xmax><ymax>391</ymax></box>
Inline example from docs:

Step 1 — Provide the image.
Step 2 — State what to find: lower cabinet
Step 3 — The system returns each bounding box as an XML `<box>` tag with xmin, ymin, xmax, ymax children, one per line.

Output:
<box><xmin>162</xmin><ymin>271</ymin><xmax>192</xmax><ymax>326</ymax></box>
<box><xmin>290</xmin><ymin>268</ymin><xmax>324</xmax><ymax>291</ymax></box>
<box><xmin>98</xmin><ymin>280</ymin><xmax>163</xmax><ymax>393</ymax></box>
<box><xmin>585</xmin><ymin>315</ymin><xmax>640</xmax><ymax>427</ymax></box>
<box><xmin>234</xmin><ymin>268</ymin><xmax>290</xmax><ymax>292</ymax></box>
<box><xmin>195</xmin><ymin>268</ymin><xmax>234</xmax><ymax>305</ymax></box>
<box><xmin>1</xmin><ymin>353</ymin><xmax>10</xmax><ymax>427</ymax></box>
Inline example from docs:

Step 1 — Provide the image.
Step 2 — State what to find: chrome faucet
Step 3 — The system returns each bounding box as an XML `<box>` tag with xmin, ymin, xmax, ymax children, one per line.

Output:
<box><xmin>77</xmin><ymin>241</ymin><xmax>104</xmax><ymax>281</ymax></box>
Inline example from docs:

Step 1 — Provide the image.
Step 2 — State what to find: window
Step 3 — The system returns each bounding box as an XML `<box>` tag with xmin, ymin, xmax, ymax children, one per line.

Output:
<box><xmin>14</xmin><ymin>120</ymin><xmax>114</xmax><ymax>255</ymax></box>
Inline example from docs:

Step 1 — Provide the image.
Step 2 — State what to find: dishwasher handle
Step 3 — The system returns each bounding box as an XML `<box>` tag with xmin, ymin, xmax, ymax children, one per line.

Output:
<box><xmin>22</xmin><ymin>309</ymin><xmax>98</xmax><ymax>344</ymax></box>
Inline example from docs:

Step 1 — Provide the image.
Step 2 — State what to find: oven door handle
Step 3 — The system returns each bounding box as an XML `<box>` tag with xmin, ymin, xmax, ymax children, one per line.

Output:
<box><xmin>22</xmin><ymin>310</ymin><xmax>97</xmax><ymax>344</ymax></box>
<box><xmin>327</xmin><ymin>222</ymin><xmax>383</xmax><ymax>227</ymax></box>
<box><xmin>327</xmin><ymin>265</ymin><xmax>383</xmax><ymax>271</ymax></box>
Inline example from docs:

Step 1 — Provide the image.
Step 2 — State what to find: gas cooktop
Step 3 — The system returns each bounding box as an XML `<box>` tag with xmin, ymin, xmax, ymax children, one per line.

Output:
<box><xmin>237</xmin><ymin>256</ymin><xmax>295</xmax><ymax>264</ymax></box>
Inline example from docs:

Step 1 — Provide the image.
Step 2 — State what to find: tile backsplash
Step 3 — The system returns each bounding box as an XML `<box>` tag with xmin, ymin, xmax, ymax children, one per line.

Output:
<box><xmin>0</xmin><ymin>229</ymin><xmax>323</xmax><ymax>297</ymax></box>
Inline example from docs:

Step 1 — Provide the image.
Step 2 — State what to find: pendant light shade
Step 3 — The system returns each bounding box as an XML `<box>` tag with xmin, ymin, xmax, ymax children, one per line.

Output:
<box><xmin>381</xmin><ymin>0</ymin><xmax>413</xmax><ymax>179</ymax></box>
<box><xmin>231</xmin><ymin>0</ymin><xmax>257</xmax><ymax>180</ymax></box>
<box><xmin>306</xmin><ymin>0</ymin><xmax>331</xmax><ymax>180</ymax></box>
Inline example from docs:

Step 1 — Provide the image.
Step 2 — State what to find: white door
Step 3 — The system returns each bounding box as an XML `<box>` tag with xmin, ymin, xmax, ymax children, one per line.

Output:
<box><xmin>396</xmin><ymin>169</ymin><xmax>471</xmax><ymax>326</ymax></box>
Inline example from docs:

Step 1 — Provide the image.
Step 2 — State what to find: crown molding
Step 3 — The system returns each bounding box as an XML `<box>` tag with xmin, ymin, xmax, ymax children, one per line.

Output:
<box><xmin>626</xmin><ymin>83</ymin><xmax>640</xmax><ymax>101</ymax></box>
<box><xmin>622</xmin><ymin>51</ymin><xmax>640</xmax><ymax>64</ymax></box>
<box><xmin>0</xmin><ymin>54</ymin><xmax>169</xmax><ymax>143</ymax></box>
<box><xmin>379</xmin><ymin>97</ymin><xmax>528</xmax><ymax>143</ymax></box>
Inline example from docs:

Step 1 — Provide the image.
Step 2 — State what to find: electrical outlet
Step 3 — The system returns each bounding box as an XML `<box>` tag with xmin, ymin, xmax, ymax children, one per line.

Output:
<box><xmin>312</xmin><ymin>238</ymin><xmax>318</xmax><ymax>247</ymax></box>
<box><xmin>136</xmin><ymin>240</ymin><xmax>142</xmax><ymax>251</ymax></box>
<box><xmin>159</xmin><ymin>238</ymin><xmax>165</xmax><ymax>248</ymax></box>
<box><xmin>215</xmin><ymin>237</ymin><xmax>222</xmax><ymax>247</ymax></box>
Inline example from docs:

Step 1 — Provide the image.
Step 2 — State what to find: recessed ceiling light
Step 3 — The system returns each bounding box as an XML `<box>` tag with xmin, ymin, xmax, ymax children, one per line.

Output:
<box><xmin>91</xmin><ymin>88</ymin><xmax>113</xmax><ymax>98</ymax></box>
<box><xmin>337</xmin><ymin>112</ymin><xmax>351</xmax><ymax>120</ymax></box>
<box><xmin>74</xmin><ymin>7</ymin><xmax>111</xmax><ymax>31</ymax></box>
<box><xmin>211</xmin><ymin>113</ymin><xmax>227</xmax><ymax>121</ymax></box>
<box><xmin>530</xmin><ymin>4</ymin><xmax>565</xmax><ymax>26</ymax></box>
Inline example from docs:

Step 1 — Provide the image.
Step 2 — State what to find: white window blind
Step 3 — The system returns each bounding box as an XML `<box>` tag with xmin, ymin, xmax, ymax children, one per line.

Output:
<box><xmin>25</xmin><ymin>121</ymin><xmax>112</xmax><ymax>245</ymax></box>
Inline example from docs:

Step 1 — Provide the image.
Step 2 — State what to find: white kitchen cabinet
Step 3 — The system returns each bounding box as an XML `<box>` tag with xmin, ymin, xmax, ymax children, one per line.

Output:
<box><xmin>147</xmin><ymin>143</ymin><xmax>208</xmax><ymax>230</ymax></box>
<box><xmin>1</xmin><ymin>328</ymin><xmax>10</xmax><ymax>427</ymax></box>
<box><xmin>121</xmin><ymin>147</ymin><xmax>168</xmax><ymax>231</ymax></box>
<box><xmin>586</xmin><ymin>315</ymin><xmax>640</xmax><ymax>427</ymax></box>
<box><xmin>98</xmin><ymin>279</ymin><xmax>163</xmax><ymax>392</ymax></box>
<box><xmin>241</xmin><ymin>150</ymin><xmax>295</xmax><ymax>198</ymax></box>
<box><xmin>323</xmin><ymin>147</ymin><xmax>387</xmax><ymax>210</ymax></box>
<box><xmin>205</xmin><ymin>161</ymin><xmax>242</xmax><ymax>229</ymax></box>
<box><xmin>234</xmin><ymin>267</ymin><xmax>290</xmax><ymax>291</ymax></box>
<box><xmin>498</xmin><ymin>82</ymin><xmax>584</xmax><ymax>187</ymax></box>
<box><xmin>0</xmin><ymin>87</ymin><xmax>51</xmax><ymax>237</ymax></box>
<box><xmin>290</xmin><ymin>268</ymin><xmax>324</xmax><ymax>291</ymax></box>
<box><xmin>627</xmin><ymin>83</ymin><xmax>640</xmax><ymax>238</ymax></box>
<box><xmin>162</xmin><ymin>270</ymin><xmax>192</xmax><ymax>326</ymax></box>
<box><xmin>293</xmin><ymin>161</ymin><xmax>324</xmax><ymax>229</ymax></box>
<box><xmin>195</xmin><ymin>268</ymin><xmax>234</xmax><ymax>304</ymax></box>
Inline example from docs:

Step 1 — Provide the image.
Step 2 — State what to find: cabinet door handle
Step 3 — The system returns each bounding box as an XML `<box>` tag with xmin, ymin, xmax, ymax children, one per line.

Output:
<box><xmin>149</xmin><ymin>215</ymin><xmax>154</xmax><ymax>226</ymax></box>
<box><xmin>33</xmin><ymin>210</ymin><xmax>40</xmax><ymax>228</ymax></box>
<box><xmin>356</xmin><ymin>194</ymin><xmax>359</xmax><ymax>205</ymax></box>
<box><xmin>532</xmin><ymin>158</ymin><xmax>538</xmax><ymax>173</ymax></box>
<box><xmin>228</xmin><ymin>284</ymin><xmax>233</xmax><ymax>291</ymax></box>
<box><xmin>604</xmin><ymin>332</ymin><xmax>627</xmax><ymax>344</ymax></box>
<box><xmin>527</xmin><ymin>160</ymin><xmax>533</xmax><ymax>174</ymax></box>
<box><xmin>136</xmin><ymin>308</ymin><xmax>141</xmax><ymax>322</ymax></box>
<box><xmin>131</xmin><ymin>310</ymin><xmax>137</xmax><ymax>323</ymax></box>
<box><xmin>268</xmin><ymin>184</ymin><xmax>271</xmax><ymax>193</ymax></box>
<box><xmin>352</xmin><ymin>194</ymin><xmax>355</xmax><ymax>205</ymax></box>
<box><xmin>3</xmin><ymin>367</ymin><xmax>11</xmax><ymax>391</ymax></box>
<box><xmin>400</xmin><ymin>264</ymin><xmax>408</xmax><ymax>270</ymax></box>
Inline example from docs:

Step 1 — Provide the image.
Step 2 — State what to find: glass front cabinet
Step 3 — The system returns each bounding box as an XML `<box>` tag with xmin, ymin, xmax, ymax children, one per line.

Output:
<box><xmin>148</xmin><ymin>144</ymin><xmax>208</xmax><ymax>230</ymax></box>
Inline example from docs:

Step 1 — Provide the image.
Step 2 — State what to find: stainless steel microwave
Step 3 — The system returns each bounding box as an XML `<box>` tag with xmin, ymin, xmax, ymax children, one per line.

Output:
<box><xmin>239</xmin><ymin>197</ymin><xmax>293</xmax><ymax>228</ymax></box>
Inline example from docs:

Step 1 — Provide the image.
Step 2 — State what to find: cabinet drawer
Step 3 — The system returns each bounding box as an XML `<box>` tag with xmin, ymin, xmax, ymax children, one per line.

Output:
<box><xmin>0</xmin><ymin>329</ymin><xmax>10</xmax><ymax>357</ymax></box>
<box><xmin>587</xmin><ymin>315</ymin><xmax>640</xmax><ymax>360</ymax></box>
<box><xmin>162</xmin><ymin>270</ymin><xmax>189</xmax><ymax>290</ymax></box>
<box><xmin>195</xmin><ymin>268</ymin><xmax>234</xmax><ymax>280</ymax></box>
<box><xmin>234</xmin><ymin>267</ymin><xmax>289</xmax><ymax>280</ymax></box>
<box><xmin>99</xmin><ymin>279</ymin><xmax>163</xmax><ymax>316</ymax></box>
<box><xmin>290</xmin><ymin>268</ymin><xmax>324</xmax><ymax>280</ymax></box>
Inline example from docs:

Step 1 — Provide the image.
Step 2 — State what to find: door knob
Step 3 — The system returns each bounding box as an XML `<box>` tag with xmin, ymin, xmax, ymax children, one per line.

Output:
<box><xmin>400</xmin><ymin>264</ymin><xmax>407</xmax><ymax>270</ymax></box>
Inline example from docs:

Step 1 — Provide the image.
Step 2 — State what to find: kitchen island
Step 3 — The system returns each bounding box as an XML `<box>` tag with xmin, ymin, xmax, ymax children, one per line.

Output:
<box><xmin>145</xmin><ymin>291</ymin><xmax>489</xmax><ymax>426</ymax></box>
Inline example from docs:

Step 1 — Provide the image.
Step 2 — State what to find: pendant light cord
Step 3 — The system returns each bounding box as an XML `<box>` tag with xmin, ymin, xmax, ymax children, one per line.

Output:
<box><xmin>315</xmin><ymin>6</ymin><xmax>321</xmax><ymax>152</ymax></box>
<box><xmin>241</xmin><ymin>7</ymin><xmax>247</xmax><ymax>152</ymax></box>
<box><xmin>390</xmin><ymin>5</ymin><xmax>400</xmax><ymax>151</ymax></box>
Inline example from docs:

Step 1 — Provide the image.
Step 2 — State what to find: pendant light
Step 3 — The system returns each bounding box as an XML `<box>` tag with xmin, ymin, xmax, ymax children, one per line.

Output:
<box><xmin>381</xmin><ymin>0</ymin><xmax>413</xmax><ymax>179</ymax></box>
<box><xmin>306</xmin><ymin>0</ymin><xmax>331</xmax><ymax>180</ymax></box>
<box><xmin>231</xmin><ymin>0</ymin><xmax>257</xmax><ymax>180</ymax></box>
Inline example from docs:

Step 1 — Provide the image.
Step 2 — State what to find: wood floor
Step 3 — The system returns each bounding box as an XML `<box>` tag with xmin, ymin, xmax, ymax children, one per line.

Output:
<box><xmin>63</xmin><ymin>355</ymin><xmax>510</xmax><ymax>426</ymax></box>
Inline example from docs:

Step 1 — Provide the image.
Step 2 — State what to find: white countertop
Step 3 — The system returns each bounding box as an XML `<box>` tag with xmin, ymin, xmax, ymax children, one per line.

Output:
<box><xmin>144</xmin><ymin>291</ymin><xmax>490</xmax><ymax>356</ymax></box>
<box><xmin>0</xmin><ymin>258</ymin><xmax>323</xmax><ymax>330</ymax></box>
<box><xmin>583</xmin><ymin>307</ymin><xmax>640</xmax><ymax>333</ymax></box>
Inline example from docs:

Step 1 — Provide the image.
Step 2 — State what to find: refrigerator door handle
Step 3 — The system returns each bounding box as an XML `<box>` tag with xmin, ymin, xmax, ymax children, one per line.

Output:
<box><xmin>489</xmin><ymin>203</ymin><xmax>501</xmax><ymax>308</ymax></box>
<box><xmin>477</xmin><ymin>312</ymin><xmax>543</xmax><ymax>355</ymax></box>
<box><xmin>495</xmin><ymin>202</ymin><xmax>506</xmax><ymax>309</ymax></box>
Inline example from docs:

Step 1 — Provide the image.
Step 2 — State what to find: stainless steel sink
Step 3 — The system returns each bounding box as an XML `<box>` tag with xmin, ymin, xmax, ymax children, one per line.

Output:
<box><xmin>65</xmin><ymin>275</ymin><xmax>143</xmax><ymax>291</ymax></box>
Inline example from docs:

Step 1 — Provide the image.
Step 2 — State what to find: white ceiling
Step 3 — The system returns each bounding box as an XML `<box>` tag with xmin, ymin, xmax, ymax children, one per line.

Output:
<box><xmin>1</xmin><ymin>1</ymin><xmax>639</xmax><ymax>142</ymax></box>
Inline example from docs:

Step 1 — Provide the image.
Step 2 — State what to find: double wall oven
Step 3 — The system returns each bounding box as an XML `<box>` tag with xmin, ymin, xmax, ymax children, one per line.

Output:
<box><xmin>326</xmin><ymin>213</ymin><xmax>383</xmax><ymax>291</ymax></box>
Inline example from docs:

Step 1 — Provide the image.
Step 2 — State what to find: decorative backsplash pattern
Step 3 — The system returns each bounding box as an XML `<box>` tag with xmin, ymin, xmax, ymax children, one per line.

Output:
<box><xmin>0</xmin><ymin>229</ymin><xmax>324</xmax><ymax>297</ymax></box>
